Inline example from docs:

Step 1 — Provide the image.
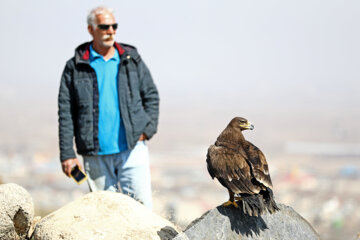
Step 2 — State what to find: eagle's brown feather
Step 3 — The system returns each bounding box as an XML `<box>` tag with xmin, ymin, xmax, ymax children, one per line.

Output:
<box><xmin>245</xmin><ymin>141</ymin><xmax>273</xmax><ymax>189</ymax></box>
<box><xmin>207</xmin><ymin>145</ymin><xmax>260</xmax><ymax>195</ymax></box>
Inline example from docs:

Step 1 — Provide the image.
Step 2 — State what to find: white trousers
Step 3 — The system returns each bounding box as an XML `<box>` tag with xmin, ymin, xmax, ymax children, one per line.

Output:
<box><xmin>83</xmin><ymin>141</ymin><xmax>152</xmax><ymax>208</ymax></box>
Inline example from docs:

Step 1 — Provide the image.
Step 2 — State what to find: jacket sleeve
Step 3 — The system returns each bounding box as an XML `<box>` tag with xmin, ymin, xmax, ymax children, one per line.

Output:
<box><xmin>58</xmin><ymin>61</ymin><xmax>77</xmax><ymax>161</ymax></box>
<box><xmin>138</xmin><ymin>59</ymin><xmax>160</xmax><ymax>140</ymax></box>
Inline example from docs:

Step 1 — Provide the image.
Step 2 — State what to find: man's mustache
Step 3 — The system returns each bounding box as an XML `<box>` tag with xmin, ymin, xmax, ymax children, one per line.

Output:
<box><xmin>102</xmin><ymin>34</ymin><xmax>114</xmax><ymax>41</ymax></box>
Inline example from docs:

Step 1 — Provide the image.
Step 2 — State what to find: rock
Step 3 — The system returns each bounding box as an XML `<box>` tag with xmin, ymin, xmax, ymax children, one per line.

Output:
<box><xmin>33</xmin><ymin>191</ymin><xmax>178</xmax><ymax>240</ymax></box>
<box><xmin>28</xmin><ymin>216</ymin><xmax>42</xmax><ymax>239</ymax></box>
<box><xmin>0</xmin><ymin>183</ymin><xmax>35</xmax><ymax>240</ymax></box>
<box><xmin>173</xmin><ymin>203</ymin><xmax>319</xmax><ymax>240</ymax></box>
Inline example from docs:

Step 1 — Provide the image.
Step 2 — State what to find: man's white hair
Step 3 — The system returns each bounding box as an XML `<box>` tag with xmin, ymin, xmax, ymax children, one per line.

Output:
<box><xmin>87</xmin><ymin>6</ymin><xmax>114</xmax><ymax>26</ymax></box>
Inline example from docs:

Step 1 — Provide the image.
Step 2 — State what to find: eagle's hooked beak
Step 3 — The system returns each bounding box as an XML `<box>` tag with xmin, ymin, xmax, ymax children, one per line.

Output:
<box><xmin>247</xmin><ymin>122</ymin><xmax>254</xmax><ymax>130</ymax></box>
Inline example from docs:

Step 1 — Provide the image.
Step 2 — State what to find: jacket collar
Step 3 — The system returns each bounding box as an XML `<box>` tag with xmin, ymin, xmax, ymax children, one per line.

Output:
<box><xmin>75</xmin><ymin>41</ymin><xmax>127</xmax><ymax>65</ymax></box>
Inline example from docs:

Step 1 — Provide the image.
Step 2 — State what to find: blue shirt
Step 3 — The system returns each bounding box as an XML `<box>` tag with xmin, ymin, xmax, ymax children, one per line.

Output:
<box><xmin>89</xmin><ymin>45</ymin><xmax>127</xmax><ymax>155</ymax></box>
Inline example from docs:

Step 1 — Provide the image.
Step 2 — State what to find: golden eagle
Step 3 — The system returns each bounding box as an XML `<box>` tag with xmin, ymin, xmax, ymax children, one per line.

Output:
<box><xmin>206</xmin><ymin>117</ymin><xmax>279</xmax><ymax>216</ymax></box>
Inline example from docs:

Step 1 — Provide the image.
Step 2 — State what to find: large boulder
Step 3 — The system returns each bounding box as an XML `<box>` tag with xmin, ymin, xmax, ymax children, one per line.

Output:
<box><xmin>174</xmin><ymin>203</ymin><xmax>319</xmax><ymax>240</ymax></box>
<box><xmin>32</xmin><ymin>191</ymin><xmax>178</xmax><ymax>240</ymax></box>
<box><xmin>0</xmin><ymin>183</ymin><xmax>35</xmax><ymax>240</ymax></box>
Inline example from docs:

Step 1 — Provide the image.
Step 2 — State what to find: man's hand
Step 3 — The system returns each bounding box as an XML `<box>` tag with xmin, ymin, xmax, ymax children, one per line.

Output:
<box><xmin>61</xmin><ymin>158</ymin><xmax>82</xmax><ymax>177</ymax></box>
<box><xmin>138</xmin><ymin>133</ymin><xmax>147</xmax><ymax>141</ymax></box>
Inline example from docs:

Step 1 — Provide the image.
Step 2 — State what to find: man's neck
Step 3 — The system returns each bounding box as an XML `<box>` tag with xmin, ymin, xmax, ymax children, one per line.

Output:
<box><xmin>92</xmin><ymin>42</ymin><xmax>115</xmax><ymax>61</ymax></box>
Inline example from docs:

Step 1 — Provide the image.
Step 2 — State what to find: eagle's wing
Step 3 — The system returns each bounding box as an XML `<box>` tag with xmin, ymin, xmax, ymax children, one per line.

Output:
<box><xmin>207</xmin><ymin>145</ymin><xmax>262</xmax><ymax>195</ymax></box>
<box><xmin>245</xmin><ymin>141</ymin><xmax>273</xmax><ymax>189</ymax></box>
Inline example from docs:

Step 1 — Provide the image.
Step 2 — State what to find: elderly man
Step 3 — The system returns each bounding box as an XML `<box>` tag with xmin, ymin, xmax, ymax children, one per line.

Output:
<box><xmin>58</xmin><ymin>6</ymin><xmax>159</xmax><ymax>208</ymax></box>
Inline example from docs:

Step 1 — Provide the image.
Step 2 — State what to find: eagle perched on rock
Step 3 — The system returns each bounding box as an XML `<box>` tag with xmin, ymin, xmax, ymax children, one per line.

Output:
<box><xmin>207</xmin><ymin>117</ymin><xmax>279</xmax><ymax>216</ymax></box>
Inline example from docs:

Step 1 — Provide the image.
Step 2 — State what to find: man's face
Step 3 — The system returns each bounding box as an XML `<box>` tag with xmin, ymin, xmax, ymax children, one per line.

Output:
<box><xmin>88</xmin><ymin>12</ymin><xmax>117</xmax><ymax>48</ymax></box>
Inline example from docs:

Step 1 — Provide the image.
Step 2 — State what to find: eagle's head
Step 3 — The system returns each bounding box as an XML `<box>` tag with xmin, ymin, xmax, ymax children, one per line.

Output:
<box><xmin>229</xmin><ymin>117</ymin><xmax>254</xmax><ymax>131</ymax></box>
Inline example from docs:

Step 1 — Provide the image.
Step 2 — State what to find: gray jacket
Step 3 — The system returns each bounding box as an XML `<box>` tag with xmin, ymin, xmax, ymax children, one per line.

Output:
<box><xmin>58</xmin><ymin>42</ymin><xmax>159</xmax><ymax>161</ymax></box>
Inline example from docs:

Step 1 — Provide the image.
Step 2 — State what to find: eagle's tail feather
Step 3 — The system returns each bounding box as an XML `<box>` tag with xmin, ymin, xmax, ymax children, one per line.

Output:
<box><xmin>239</xmin><ymin>188</ymin><xmax>279</xmax><ymax>216</ymax></box>
<box><xmin>262</xmin><ymin>187</ymin><xmax>280</xmax><ymax>214</ymax></box>
<box><xmin>240</xmin><ymin>194</ymin><xmax>265</xmax><ymax>216</ymax></box>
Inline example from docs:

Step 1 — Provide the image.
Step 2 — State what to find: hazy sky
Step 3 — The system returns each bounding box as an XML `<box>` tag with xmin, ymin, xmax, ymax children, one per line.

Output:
<box><xmin>0</xmin><ymin>0</ymin><xmax>359</xmax><ymax>151</ymax></box>
<box><xmin>1</xmin><ymin>0</ymin><xmax>359</xmax><ymax>103</ymax></box>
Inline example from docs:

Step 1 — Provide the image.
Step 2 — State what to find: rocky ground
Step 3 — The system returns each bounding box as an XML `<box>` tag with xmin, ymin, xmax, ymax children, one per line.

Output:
<box><xmin>1</xmin><ymin>183</ymin><xmax>320</xmax><ymax>240</ymax></box>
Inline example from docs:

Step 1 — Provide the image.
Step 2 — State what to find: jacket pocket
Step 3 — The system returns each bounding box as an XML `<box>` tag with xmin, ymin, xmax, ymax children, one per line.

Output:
<box><xmin>129</xmin><ymin>106</ymin><xmax>151</xmax><ymax>137</ymax></box>
<box><xmin>74</xmin><ymin>78</ymin><xmax>92</xmax><ymax>104</ymax></box>
<box><xmin>75</xmin><ymin>103</ymin><xmax>94</xmax><ymax>150</ymax></box>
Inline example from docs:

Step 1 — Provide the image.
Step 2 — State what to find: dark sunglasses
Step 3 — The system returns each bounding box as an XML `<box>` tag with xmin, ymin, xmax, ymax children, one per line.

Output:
<box><xmin>97</xmin><ymin>23</ymin><xmax>118</xmax><ymax>31</ymax></box>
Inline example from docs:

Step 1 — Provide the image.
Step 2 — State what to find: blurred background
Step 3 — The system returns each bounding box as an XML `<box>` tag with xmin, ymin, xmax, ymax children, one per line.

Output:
<box><xmin>0</xmin><ymin>0</ymin><xmax>359</xmax><ymax>239</ymax></box>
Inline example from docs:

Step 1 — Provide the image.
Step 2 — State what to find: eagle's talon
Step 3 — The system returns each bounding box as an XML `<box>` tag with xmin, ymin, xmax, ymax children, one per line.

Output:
<box><xmin>223</xmin><ymin>200</ymin><xmax>238</xmax><ymax>208</ymax></box>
